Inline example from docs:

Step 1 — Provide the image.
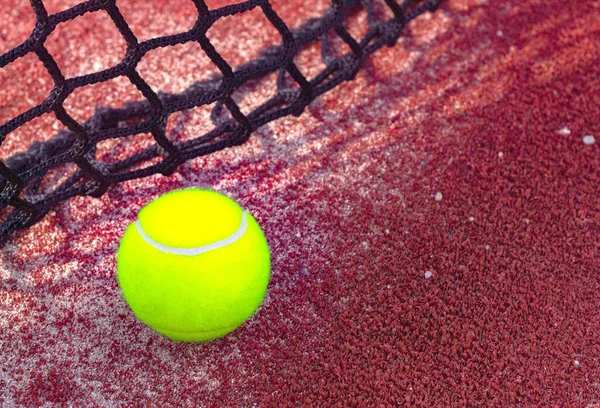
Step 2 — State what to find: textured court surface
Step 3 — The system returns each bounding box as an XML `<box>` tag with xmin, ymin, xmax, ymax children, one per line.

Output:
<box><xmin>1</xmin><ymin>0</ymin><xmax>600</xmax><ymax>406</ymax></box>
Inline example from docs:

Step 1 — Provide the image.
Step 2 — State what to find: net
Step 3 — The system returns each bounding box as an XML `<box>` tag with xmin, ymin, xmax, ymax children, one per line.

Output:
<box><xmin>0</xmin><ymin>0</ymin><xmax>444</xmax><ymax>245</ymax></box>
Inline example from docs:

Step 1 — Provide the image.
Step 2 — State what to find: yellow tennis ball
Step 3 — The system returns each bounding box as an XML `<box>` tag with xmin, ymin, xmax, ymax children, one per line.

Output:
<box><xmin>116</xmin><ymin>188</ymin><xmax>270</xmax><ymax>342</ymax></box>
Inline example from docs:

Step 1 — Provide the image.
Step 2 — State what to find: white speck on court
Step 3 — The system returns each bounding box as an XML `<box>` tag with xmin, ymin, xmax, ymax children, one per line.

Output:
<box><xmin>583</xmin><ymin>135</ymin><xmax>595</xmax><ymax>145</ymax></box>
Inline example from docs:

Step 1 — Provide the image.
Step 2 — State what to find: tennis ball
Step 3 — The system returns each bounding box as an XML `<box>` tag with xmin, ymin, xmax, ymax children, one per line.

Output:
<box><xmin>116</xmin><ymin>188</ymin><xmax>270</xmax><ymax>342</ymax></box>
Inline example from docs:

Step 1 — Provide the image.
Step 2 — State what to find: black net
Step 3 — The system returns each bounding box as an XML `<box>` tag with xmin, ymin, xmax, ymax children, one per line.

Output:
<box><xmin>0</xmin><ymin>0</ymin><xmax>444</xmax><ymax>245</ymax></box>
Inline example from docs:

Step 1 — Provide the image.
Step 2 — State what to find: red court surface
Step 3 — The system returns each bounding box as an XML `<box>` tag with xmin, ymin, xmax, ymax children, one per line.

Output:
<box><xmin>1</xmin><ymin>0</ymin><xmax>600</xmax><ymax>406</ymax></box>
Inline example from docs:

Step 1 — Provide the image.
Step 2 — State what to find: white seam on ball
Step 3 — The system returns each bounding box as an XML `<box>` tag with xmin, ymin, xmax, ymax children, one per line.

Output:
<box><xmin>135</xmin><ymin>211</ymin><xmax>248</xmax><ymax>256</ymax></box>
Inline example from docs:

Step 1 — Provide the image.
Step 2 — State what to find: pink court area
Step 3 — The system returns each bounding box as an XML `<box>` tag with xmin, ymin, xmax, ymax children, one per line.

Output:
<box><xmin>1</xmin><ymin>0</ymin><xmax>600</xmax><ymax>406</ymax></box>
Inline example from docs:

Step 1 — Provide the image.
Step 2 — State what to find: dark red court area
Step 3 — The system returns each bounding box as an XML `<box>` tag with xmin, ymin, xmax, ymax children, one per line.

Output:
<box><xmin>1</xmin><ymin>0</ymin><xmax>600</xmax><ymax>406</ymax></box>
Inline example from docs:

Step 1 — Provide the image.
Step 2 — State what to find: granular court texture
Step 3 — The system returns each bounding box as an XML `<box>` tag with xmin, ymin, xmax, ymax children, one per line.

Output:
<box><xmin>1</xmin><ymin>0</ymin><xmax>600</xmax><ymax>406</ymax></box>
